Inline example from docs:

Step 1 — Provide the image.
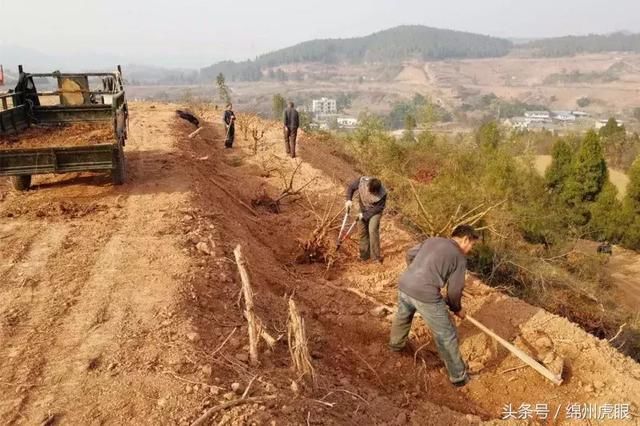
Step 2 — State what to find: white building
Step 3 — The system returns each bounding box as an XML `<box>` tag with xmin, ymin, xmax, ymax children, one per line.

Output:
<box><xmin>524</xmin><ymin>111</ymin><xmax>551</xmax><ymax>122</ymax></box>
<box><xmin>312</xmin><ymin>97</ymin><xmax>337</xmax><ymax>114</ymax></box>
<box><xmin>552</xmin><ymin>111</ymin><xmax>576</xmax><ymax>122</ymax></box>
<box><xmin>337</xmin><ymin>117</ymin><xmax>358</xmax><ymax>128</ymax></box>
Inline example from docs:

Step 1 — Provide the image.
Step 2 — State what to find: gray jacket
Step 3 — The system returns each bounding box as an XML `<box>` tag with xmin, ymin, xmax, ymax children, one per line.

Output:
<box><xmin>399</xmin><ymin>238</ymin><xmax>466</xmax><ymax>312</ymax></box>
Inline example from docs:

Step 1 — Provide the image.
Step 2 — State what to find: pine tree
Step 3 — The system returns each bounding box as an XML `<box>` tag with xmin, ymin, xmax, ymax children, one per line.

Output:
<box><xmin>404</xmin><ymin>114</ymin><xmax>417</xmax><ymax>130</ymax></box>
<box><xmin>622</xmin><ymin>160</ymin><xmax>640</xmax><ymax>248</ymax></box>
<box><xmin>562</xmin><ymin>130</ymin><xmax>608</xmax><ymax>205</ymax></box>
<box><xmin>626</xmin><ymin>157</ymin><xmax>640</xmax><ymax>213</ymax></box>
<box><xmin>545</xmin><ymin>138</ymin><xmax>573</xmax><ymax>193</ymax></box>
<box><xmin>598</xmin><ymin>117</ymin><xmax>624</xmax><ymax>138</ymax></box>
<box><xmin>216</xmin><ymin>73</ymin><xmax>231</xmax><ymax>105</ymax></box>
<box><xmin>589</xmin><ymin>182</ymin><xmax>624</xmax><ymax>242</ymax></box>
<box><xmin>272</xmin><ymin>94</ymin><xmax>286</xmax><ymax>120</ymax></box>
<box><xmin>475</xmin><ymin>121</ymin><xmax>501</xmax><ymax>150</ymax></box>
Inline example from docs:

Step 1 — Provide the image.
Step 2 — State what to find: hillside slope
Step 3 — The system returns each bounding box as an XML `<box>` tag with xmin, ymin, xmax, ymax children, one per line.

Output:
<box><xmin>1</xmin><ymin>103</ymin><xmax>639</xmax><ymax>424</ymax></box>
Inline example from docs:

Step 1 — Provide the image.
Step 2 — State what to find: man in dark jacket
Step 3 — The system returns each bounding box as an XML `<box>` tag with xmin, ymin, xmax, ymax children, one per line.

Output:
<box><xmin>283</xmin><ymin>101</ymin><xmax>300</xmax><ymax>158</ymax></box>
<box><xmin>345</xmin><ymin>176</ymin><xmax>387</xmax><ymax>262</ymax></box>
<box><xmin>223</xmin><ymin>103</ymin><xmax>236</xmax><ymax>148</ymax></box>
<box><xmin>389</xmin><ymin>225</ymin><xmax>479</xmax><ymax>387</ymax></box>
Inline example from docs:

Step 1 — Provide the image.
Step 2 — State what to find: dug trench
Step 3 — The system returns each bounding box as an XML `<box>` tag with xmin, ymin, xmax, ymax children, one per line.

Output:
<box><xmin>175</xmin><ymin>106</ymin><xmax>640</xmax><ymax>424</ymax></box>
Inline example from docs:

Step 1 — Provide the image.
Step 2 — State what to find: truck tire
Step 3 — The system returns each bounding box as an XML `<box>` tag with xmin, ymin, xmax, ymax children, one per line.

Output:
<box><xmin>11</xmin><ymin>175</ymin><xmax>31</xmax><ymax>191</ymax></box>
<box><xmin>112</xmin><ymin>149</ymin><xmax>126</xmax><ymax>185</ymax></box>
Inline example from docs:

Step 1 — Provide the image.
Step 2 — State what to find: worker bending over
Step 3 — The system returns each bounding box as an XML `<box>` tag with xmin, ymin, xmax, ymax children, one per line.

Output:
<box><xmin>389</xmin><ymin>225</ymin><xmax>479</xmax><ymax>387</ymax></box>
<box><xmin>345</xmin><ymin>176</ymin><xmax>387</xmax><ymax>263</ymax></box>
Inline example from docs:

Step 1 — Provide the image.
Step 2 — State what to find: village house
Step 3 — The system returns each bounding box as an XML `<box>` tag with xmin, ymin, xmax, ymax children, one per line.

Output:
<box><xmin>311</xmin><ymin>97</ymin><xmax>337</xmax><ymax>115</ymax></box>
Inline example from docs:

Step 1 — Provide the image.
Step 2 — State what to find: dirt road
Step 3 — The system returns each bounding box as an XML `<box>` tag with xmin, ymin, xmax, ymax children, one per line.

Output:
<box><xmin>0</xmin><ymin>104</ymin><xmax>202</xmax><ymax>424</ymax></box>
<box><xmin>1</xmin><ymin>103</ymin><xmax>639</xmax><ymax>425</ymax></box>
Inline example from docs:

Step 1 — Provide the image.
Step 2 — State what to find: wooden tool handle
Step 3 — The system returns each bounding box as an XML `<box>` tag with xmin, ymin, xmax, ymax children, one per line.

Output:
<box><xmin>466</xmin><ymin>314</ymin><xmax>563</xmax><ymax>385</ymax></box>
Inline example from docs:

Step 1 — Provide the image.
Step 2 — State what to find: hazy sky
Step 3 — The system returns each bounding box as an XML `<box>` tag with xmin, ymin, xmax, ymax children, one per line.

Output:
<box><xmin>1</xmin><ymin>0</ymin><xmax>639</xmax><ymax>68</ymax></box>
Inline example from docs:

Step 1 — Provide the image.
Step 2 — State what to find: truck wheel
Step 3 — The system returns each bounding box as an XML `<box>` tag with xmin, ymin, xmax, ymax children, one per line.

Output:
<box><xmin>112</xmin><ymin>149</ymin><xmax>126</xmax><ymax>185</ymax></box>
<box><xmin>11</xmin><ymin>175</ymin><xmax>31</xmax><ymax>191</ymax></box>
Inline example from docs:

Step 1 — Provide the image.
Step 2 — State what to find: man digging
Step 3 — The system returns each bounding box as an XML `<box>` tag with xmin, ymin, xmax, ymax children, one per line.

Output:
<box><xmin>389</xmin><ymin>225</ymin><xmax>479</xmax><ymax>387</ymax></box>
<box><xmin>345</xmin><ymin>176</ymin><xmax>387</xmax><ymax>263</ymax></box>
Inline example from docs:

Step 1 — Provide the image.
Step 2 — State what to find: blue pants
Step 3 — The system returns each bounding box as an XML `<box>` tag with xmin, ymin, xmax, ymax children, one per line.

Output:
<box><xmin>389</xmin><ymin>291</ymin><xmax>468</xmax><ymax>384</ymax></box>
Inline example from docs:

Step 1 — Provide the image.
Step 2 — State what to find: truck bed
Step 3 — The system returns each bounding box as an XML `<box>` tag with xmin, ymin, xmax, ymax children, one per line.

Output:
<box><xmin>0</xmin><ymin>122</ymin><xmax>114</xmax><ymax>150</ymax></box>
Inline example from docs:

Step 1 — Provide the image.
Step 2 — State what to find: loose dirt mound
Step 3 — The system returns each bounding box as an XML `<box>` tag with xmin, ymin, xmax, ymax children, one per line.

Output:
<box><xmin>0</xmin><ymin>122</ymin><xmax>114</xmax><ymax>149</ymax></box>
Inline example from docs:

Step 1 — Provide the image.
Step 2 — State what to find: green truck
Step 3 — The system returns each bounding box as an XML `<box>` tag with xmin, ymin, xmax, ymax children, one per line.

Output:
<box><xmin>0</xmin><ymin>65</ymin><xmax>129</xmax><ymax>190</ymax></box>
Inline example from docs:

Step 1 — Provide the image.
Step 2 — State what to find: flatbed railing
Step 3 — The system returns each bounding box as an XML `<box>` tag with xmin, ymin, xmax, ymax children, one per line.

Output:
<box><xmin>0</xmin><ymin>93</ymin><xmax>21</xmax><ymax>111</ymax></box>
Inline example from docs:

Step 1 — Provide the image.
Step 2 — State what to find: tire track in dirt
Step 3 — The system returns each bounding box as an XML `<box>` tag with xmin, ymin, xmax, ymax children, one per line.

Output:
<box><xmin>0</xmin><ymin>103</ymin><xmax>200</xmax><ymax>424</ymax></box>
<box><xmin>5</xmin><ymin>224</ymin><xmax>70</xmax><ymax>280</ymax></box>
<box><xmin>0</xmin><ymin>221</ymin><xmax>46</xmax><ymax>276</ymax></box>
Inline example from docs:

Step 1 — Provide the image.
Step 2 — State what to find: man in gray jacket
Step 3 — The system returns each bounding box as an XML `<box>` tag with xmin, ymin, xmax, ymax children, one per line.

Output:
<box><xmin>283</xmin><ymin>101</ymin><xmax>300</xmax><ymax>158</ymax></box>
<box><xmin>389</xmin><ymin>225</ymin><xmax>479</xmax><ymax>387</ymax></box>
<box><xmin>345</xmin><ymin>176</ymin><xmax>387</xmax><ymax>263</ymax></box>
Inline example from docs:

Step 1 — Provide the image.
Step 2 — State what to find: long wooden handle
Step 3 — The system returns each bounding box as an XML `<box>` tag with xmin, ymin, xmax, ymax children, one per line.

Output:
<box><xmin>188</xmin><ymin>127</ymin><xmax>203</xmax><ymax>138</ymax></box>
<box><xmin>466</xmin><ymin>314</ymin><xmax>563</xmax><ymax>385</ymax></box>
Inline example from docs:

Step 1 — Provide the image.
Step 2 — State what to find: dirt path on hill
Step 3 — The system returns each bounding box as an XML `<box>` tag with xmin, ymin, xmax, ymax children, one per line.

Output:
<box><xmin>1</xmin><ymin>103</ymin><xmax>639</xmax><ymax>425</ymax></box>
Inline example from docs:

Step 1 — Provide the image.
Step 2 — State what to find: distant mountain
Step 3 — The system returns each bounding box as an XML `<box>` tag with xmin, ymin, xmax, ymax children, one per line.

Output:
<box><xmin>124</xmin><ymin>64</ymin><xmax>200</xmax><ymax>85</ymax></box>
<box><xmin>509</xmin><ymin>37</ymin><xmax>540</xmax><ymax>45</ymax></box>
<box><xmin>1</xmin><ymin>45</ymin><xmax>56</xmax><ymax>71</ymax></box>
<box><xmin>0</xmin><ymin>45</ymin><xmax>201</xmax><ymax>86</ymax></box>
<box><xmin>525</xmin><ymin>32</ymin><xmax>640</xmax><ymax>57</ymax></box>
<box><xmin>201</xmin><ymin>25</ymin><xmax>513</xmax><ymax>81</ymax></box>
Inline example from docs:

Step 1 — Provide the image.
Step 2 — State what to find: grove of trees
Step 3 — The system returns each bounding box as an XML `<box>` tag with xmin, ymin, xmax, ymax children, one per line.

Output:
<box><xmin>526</xmin><ymin>32</ymin><xmax>640</xmax><ymax>57</ymax></box>
<box><xmin>386</xmin><ymin>94</ymin><xmax>452</xmax><ymax>129</ymax></box>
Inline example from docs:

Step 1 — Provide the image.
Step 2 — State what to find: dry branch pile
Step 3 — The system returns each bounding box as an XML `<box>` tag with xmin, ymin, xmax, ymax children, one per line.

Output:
<box><xmin>251</xmin><ymin>160</ymin><xmax>317</xmax><ymax>214</ymax></box>
<box><xmin>296</xmin><ymin>195</ymin><xmax>344</xmax><ymax>268</ymax></box>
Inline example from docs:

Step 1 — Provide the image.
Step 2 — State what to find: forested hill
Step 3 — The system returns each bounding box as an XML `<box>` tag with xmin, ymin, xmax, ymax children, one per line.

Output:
<box><xmin>200</xmin><ymin>25</ymin><xmax>512</xmax><ymax>81</ymax></box>
<box><xmin>525</xmin><ymin>32</ymin><xmax>640</xmax><ymax>57</ymax></box>
<box><xmin>258</xmin><ymin>25</ymin><xmax>512</xmax><ymax>65</ymax></box>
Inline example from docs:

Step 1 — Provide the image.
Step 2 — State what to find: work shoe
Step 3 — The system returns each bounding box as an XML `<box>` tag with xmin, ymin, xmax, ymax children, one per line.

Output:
<box><xmin>451</xmin><ymin>373</ymin><xmax>471</xmax><ymax>388</ymax></box>
<box><xmin>389</xmin><ymin>345</ymin><xmax>404</xmax><ymax>353</ymax></box>
<box><xmin>388</xmin><ymin>340</ymin><xmax>416</xmax><ymax>354</ymax></box>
